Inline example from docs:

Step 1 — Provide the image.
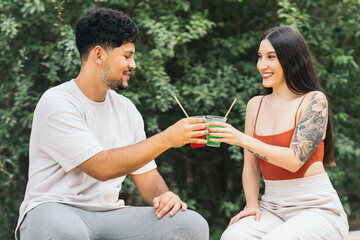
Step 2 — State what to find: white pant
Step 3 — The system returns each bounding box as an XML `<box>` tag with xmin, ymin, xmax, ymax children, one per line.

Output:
<box><xmin>221</xmin><ymin>173</ymin><xmax>349</xmax><ymax>240</ymax></box>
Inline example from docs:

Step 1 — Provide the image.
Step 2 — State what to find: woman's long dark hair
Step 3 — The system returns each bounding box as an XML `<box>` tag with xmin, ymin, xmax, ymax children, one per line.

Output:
<box><xmin>260</xmin><ymin>26</ymin><xmax>335</xmax><ymax>166</ymax></box>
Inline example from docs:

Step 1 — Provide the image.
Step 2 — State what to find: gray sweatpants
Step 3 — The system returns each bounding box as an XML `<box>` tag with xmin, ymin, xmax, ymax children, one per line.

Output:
<box><xmin>19</xmin><ymin>203</ymin><xmax>209</xmax><ymax>240</ymax></box>
<box><xmin>221</xmin><ymin>173</ymin><xmax>349</xmax><ymax>240</ymax></box>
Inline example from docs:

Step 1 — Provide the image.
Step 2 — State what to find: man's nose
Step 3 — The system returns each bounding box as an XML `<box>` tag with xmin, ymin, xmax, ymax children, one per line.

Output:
<box><xmin>129</xmin><ymin>58</ymin><xmax>136</xmax><ymax>70</ymax></box>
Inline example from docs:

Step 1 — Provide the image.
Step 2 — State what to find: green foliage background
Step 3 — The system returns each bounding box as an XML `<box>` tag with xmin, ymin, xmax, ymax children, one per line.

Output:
<box><xmin>1</xmin><ymin>0</ymin><xmax>359</xmax><ymax>239</ymax></box>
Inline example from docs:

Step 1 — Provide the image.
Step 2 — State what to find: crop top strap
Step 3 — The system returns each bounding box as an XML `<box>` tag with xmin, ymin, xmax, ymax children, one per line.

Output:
<box><xmin>254</xmin><ymin>96</ymin><xmax>265</xmax><ymax>134</ymax></box>
<box><xmin>294</xmin><ymin>92</ymin><xmax>311</xmax><ymax>127</ymax></box>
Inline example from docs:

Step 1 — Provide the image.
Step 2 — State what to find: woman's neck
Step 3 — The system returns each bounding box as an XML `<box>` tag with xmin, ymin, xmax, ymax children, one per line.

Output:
<box><xmin>271</xmin><ymin>86</ymin><xmax>301</xmax><ymax>102</ymax></box>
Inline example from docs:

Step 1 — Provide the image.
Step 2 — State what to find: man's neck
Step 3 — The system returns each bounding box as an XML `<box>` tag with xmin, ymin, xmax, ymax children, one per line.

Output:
<box><xmin>74</xmin><ymin>68</ymin><xmax>108</xmax><ymax>102</ymax></box>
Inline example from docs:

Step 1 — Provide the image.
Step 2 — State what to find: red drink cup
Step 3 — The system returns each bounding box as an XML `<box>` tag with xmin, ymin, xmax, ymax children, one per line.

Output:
<box><xmin>191</xmin><ymin>132</ymin><xmax>206</xmax><ymax>148</ymax></box>
<box><xmin>190</xmin><ymin>116</ymin><xmax>206</xmax><ymax>148</ymax></box>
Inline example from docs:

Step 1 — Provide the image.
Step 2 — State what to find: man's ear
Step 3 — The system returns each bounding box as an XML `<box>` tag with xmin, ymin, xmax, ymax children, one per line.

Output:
<box><xmin>92</xmin><ymin>46</ymin><xmax>105</xmax><ymax>65</ymax></box>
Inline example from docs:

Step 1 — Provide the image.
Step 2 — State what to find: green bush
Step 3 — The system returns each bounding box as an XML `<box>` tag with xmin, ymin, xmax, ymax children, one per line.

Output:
<box><xmin>1</xmin><ymin>0</ymin><xmax>359</xmax><ymax>239</ymax></box>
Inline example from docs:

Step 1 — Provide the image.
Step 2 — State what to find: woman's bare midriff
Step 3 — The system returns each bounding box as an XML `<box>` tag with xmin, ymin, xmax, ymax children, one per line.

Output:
<box><xmin>303</xmin><ymin>162</ymin><xmax>326</xmax><ymax>177</ymax></box>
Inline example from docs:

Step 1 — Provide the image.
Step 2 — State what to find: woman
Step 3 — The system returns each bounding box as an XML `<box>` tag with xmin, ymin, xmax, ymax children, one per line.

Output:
<box><xmin>208</xmin><ymin>26</ymin><xmax>349</xmax><ymax>239</ymax></box>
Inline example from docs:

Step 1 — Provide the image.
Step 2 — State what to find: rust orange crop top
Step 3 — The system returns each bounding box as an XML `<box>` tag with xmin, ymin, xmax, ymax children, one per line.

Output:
<box><xmin>253</xmin><ymin>94</ymin><xmax>324</xmax><ymax>180</ymax></box>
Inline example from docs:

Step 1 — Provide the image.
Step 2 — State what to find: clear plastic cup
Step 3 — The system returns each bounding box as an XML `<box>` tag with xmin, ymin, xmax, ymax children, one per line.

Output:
<box><xmin>206</xmin><ymin>115</ymin><xmax>227</xmax><ymax>147</ymax></box>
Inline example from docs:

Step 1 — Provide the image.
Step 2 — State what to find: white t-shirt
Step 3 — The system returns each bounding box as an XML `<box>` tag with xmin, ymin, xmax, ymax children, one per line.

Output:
<box><xmin>16</xmin><ymin>80</ymin><xmax>156</xmax><ymax>236</ymax></box>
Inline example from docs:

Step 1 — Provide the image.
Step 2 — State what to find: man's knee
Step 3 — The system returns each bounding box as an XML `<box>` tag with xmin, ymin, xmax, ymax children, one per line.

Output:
<box><xmin>20</xmin><ymin>203</ymin><xmax>90</xmax><ymax>240</ymax></box>
<box><xmin>20</xmin><ymin>218</ymin><xmax>89</xmax><ymax>240</ymax></box>
<box><xmin>47</xmin><ymin>226</ymin><xmax>90</xmax><ymax>240</ymax></box>
<box><xmin>172</xmin><ymin>210</ymin><xmax>209</xmax><ymax>240</ymax></box>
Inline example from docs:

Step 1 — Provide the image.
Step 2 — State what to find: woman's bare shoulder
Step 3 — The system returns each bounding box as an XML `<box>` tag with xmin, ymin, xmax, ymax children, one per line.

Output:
<box><xmin>302</xmin><ymin>91</ymin><xmax>328</xmax><ymax>109</ymax></box>
<box><xmin>296</xmin><ymin>91</ymin><xmax>328</xmax><ymax>123</ymax></box>
<box><xmin>307</xmin><ymin>90</ymin><xmax>326</xmax><ymax>99</ymax></box>
<box><xmin>247</xmin><ymin>95</ymin><xmax>264</xmax><ymax>106</ymax></box>
<box><xmin>247</xmin><ymin>95</ymin><xmax>264</xmax><ymax>110</ymax></box>
<box><xmin>246</xmin><ymin>95</ymin><xmax>265</xmax><ymax>117</ymax></box>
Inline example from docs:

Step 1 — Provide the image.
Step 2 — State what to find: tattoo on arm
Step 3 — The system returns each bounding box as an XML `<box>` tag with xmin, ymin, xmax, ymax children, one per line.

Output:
<box><xmin>291</xmin><ymin>92</ymin><xmax>328</xmax><ymax>163</ymax></box>
<box><xmin>248</xmin><ymin>149</ymin><xmax>269</xmax><ymax>162</ymax></box>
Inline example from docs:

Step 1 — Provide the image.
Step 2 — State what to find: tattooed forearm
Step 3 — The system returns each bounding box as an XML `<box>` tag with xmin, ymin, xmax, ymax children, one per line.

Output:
<box><xmin>291</xmin><ymin>92</ymin><xmax>328</xmax><ymax>162</ymax></box>
<box><xmin>248</xmin><ymin>149</ymin><xmax>269</xmax><ymax>162</ymax></box>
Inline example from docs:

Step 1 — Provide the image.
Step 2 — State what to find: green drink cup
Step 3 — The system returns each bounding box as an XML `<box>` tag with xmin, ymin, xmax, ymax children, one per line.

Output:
<box><xmin>206</xmin><ymin>115</ymin><xmax>227</xmax><ymax>147</ymax></box>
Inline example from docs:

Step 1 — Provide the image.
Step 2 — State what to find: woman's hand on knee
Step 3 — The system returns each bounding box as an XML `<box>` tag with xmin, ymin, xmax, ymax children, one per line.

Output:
<box><xmin>229</xmin><ymin>207</ymin><xmax>262</xmax><ymax>226</ymax></box>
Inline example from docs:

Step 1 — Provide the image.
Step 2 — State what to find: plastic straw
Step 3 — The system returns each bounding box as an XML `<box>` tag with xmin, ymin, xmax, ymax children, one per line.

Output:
<box><xmin>224</xmin><ymin>98</ymin><xmax>237</xmax><ymax>119</ymax></box>
<box><xmin>173</xmin><ymin>95</ymin><xmax>189</xmax><ymax>118</ymax></box>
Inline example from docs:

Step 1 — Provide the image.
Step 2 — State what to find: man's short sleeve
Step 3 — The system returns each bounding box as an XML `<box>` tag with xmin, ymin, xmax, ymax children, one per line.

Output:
<box><xmin>38</xmin><ymin>99</ymin><xmax>104</xmax><ymax>172</ymax></box>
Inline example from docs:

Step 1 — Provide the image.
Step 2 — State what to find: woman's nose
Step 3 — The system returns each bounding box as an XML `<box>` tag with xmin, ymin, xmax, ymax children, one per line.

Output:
<box><xmin>257</xmin><ymin>60</ymin><xmax>268</xmax><ymax>70</ymax></box>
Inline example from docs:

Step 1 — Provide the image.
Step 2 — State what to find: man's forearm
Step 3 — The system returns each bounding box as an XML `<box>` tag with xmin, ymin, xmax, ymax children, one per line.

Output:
<box><xmin>79</xmin><ymin>131</ymin><xmax>171</xmax><ymax>181</ymax></box>
<box><xmin>78</xmin><ymin>117</ymin><xmax>208</xmax><ymax>181</ymax></box>
<box><xmin>131</xmin><ymin>169</ymin><xmax>169</xmax><ymax>205</ymax></box>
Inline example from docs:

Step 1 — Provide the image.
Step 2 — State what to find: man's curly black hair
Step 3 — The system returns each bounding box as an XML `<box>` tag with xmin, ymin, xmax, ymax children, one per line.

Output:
<box><xmin>75</xmin><ymin>8</ymin><xmax>140</xmax><ymax>62</ymax></box>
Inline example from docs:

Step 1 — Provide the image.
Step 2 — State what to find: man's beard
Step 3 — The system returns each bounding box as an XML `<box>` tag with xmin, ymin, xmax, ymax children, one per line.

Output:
<box><xmin>101</xmin><ymin>64</ymin><xmax>127</xmax><ymax>91</ymax></box>
<box><xmin>106</xmin><ymin>77</ymin><xmax>127</xmax><ymax>91</ymax></box>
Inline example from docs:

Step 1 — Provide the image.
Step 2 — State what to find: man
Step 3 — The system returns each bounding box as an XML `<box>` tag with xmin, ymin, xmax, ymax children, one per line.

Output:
<box><xmin>16</xmin><ymin>8</ymin><xmax>209</xmax><ymax>240</ymax></box>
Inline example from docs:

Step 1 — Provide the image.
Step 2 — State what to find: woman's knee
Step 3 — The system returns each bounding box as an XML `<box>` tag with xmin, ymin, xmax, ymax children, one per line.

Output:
<box><xmin>220</xmin><ymin>214</ymin><xmax>281</xmax><ymax>240</ymax></box>
<box><xmin>220</xmin><ymin>224</ymin><xmax>251</xmax><ymax>240</ymax></box>
<box><xmin>220</xmin><ymin>227</ymin><xmax>237</xmax><ymax>240</ymax></box>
